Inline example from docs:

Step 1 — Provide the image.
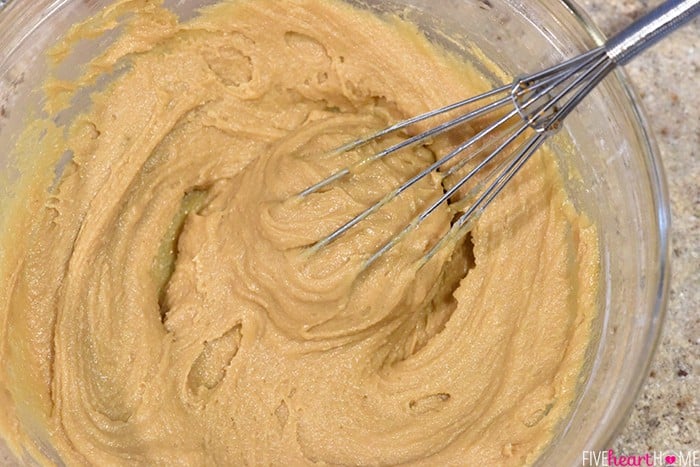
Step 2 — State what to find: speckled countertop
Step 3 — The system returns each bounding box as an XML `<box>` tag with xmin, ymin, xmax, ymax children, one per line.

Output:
<box><xmin>580</xmin><ymin>0</ymin><xmax>699</xmax><ymax>455</ymax></box>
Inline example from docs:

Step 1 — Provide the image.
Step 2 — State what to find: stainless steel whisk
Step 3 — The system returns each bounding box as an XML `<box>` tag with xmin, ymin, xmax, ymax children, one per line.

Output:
<box><xmin>299</xmin><ymin>0</ymin><xmax>699</xmax><ymax>268</ymax></box>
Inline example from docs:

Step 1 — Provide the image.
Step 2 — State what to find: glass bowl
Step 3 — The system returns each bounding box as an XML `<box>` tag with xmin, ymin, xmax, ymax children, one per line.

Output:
<box><xmin>0</xmin><ymin>0</ymin><xmax>669</xmax><ymax>465</ymax></box>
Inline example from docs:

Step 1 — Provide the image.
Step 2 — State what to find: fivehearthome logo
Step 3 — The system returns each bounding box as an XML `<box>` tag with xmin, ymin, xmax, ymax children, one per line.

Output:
<box><xmin>582</xmin><ymin>450</ymin><xmax>700</xmax><ymax>466</ymax></box>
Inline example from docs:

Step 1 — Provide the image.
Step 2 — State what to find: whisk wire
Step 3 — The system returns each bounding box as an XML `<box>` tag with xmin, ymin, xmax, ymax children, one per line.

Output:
<box><xmin>547</xmin><ymin>58</ymin><xmax>617</xmax><ymax>125</ymax></box>
<box><xmin>298</xmin><ymin>88</ymin><xmax>512</xmax><ymax>197</ymax></box>
<box><xmin>303</xmin><ymin>55</ymin><xmax>606</xmax><ymax>263</ymax></box>
<box><xmin>364</xmin><ymin>121</ymin><xmax>530</xmax><ymax>267</ymax></box>
<box><xmin>520</xmin><ymin>46</ymin><xmax>605</xmax><ymax>85</ymax></box>
<box><xmin>421</xmin><ymin>132</ymin><xmax>548</xmax><ymax>265</ymax></box>
<box><xmin>327</xmin><ymin>83</ymin><xmax>512</xmax><ymax>156</ymax></box>
<box><xmin>514</xmin><ymin>48</ymin><xmax>610</xmax><ymax>132</ymax></box>
<box><xmin>296</xmin><ymin>0</ymin><xmax>699</xmax><ymax>267</ymax></box>
<box><xmin>308</xmin><ymin>107</ymin><xmax>521</xmax><ymax>254</ymax></box>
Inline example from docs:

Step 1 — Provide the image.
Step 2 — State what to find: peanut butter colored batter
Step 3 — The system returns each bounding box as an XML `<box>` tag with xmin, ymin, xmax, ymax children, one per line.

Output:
<box><xmin>0</xmin><ymin>0</ymin><xmax>599</xmax><ymax>465</ymax></box>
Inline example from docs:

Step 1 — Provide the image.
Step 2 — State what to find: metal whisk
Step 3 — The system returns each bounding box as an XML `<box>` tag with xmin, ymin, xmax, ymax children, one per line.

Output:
<box><xmin>299</xmin><ymin>0</ymin><xmax>699</xmax><ymax>268</ymax></box>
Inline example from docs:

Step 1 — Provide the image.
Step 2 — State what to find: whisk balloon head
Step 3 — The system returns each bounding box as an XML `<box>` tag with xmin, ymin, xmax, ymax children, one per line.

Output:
<box><xmin>297</xmin><ymin>46</ymin><xmax>614</xmax><ymax>268</ymax></box>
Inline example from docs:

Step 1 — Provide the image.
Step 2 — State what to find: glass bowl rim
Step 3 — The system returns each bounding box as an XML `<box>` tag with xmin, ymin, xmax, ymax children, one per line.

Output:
<box><xmin>552</xmin><ymin>0</ymin><xmax>671</xmax><ymax>450</ymax></box>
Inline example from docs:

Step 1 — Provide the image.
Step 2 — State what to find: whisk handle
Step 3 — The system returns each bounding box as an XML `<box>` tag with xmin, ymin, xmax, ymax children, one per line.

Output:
<box><xmin>605</xmin><ymin>0</ymin><xmax>700</xmax><ymax>65</ymax></box>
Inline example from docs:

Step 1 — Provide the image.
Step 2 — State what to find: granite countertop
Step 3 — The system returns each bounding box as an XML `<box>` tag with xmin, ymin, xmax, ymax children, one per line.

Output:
<box><xmin>580</xmin><ymin>0</ymin><xmax>699</xmax><ymax>456</ymax></box>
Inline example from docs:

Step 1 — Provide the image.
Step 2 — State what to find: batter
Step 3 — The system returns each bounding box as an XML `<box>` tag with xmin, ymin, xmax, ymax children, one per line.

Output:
<box><xmin>0</xmin><ymin>0</ymin><xmax>599</xmax><ymax>465</ymax></box>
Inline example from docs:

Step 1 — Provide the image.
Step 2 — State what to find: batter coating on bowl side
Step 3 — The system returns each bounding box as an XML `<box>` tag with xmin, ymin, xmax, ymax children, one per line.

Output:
<box><xmin>0</xmin><ymin>0</ymin><xmax>598</xmax><ymax>465</ymax></box>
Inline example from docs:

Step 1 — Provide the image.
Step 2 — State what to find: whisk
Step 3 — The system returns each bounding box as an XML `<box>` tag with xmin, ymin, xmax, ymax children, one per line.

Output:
<box><xmin>299</xmin><ymin>0</ymin><xmax>699</xmax><ymax>268</ymax></box>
